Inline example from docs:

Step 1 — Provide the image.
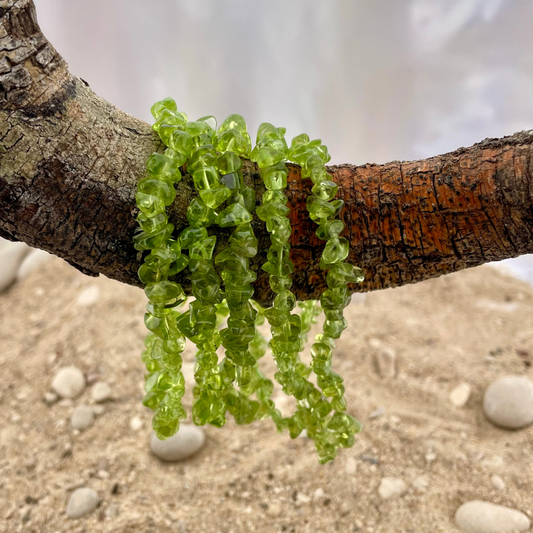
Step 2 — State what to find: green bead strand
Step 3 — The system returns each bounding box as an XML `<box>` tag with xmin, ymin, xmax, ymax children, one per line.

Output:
<box><xmin>287</xmin><ymin>132</ymin><xmax>365</xmax><ymax>461</ymax></box>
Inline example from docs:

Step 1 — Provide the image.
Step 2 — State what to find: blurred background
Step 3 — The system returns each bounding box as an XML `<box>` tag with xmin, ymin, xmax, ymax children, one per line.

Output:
<box><xmin>2</xmin><ymin>2</ymin><xmax>533</xmax><ymax>531</ymax></box>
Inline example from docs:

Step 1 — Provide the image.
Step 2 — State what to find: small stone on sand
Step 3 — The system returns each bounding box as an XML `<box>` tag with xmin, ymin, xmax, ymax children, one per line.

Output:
<box><xmin>66</xmin><ymin>488</ymin><xmax>99</xmax><ymax>519</ymax></box>
<box><xmin>483</xmin><ymin>375</ymin><xmax>533</xmax><ymax>429</ymax></box>
<box><xmin>449</xmin><ymin>383</ymin><xmax>471</xmax><ymax>407</ymax></box>
<box><xmin>378</xmin><ymin>477</ymin><xmax>406</xmax><ymax>500</ymax></box>
<box><xmin>455</xmin><ymin>500</ymin><xmax>530</xmax><ymax>533</ymax></box>
<box><xmin>71</xmin><ymin>404</ymin><xmax>94</xmax><ymax>431</ymax></box>
<box><xmin>52</xmin><ymin>367</ymin><xmax>85</xmax><ymax>399</ymax></box>
<box><xmin>150</xmin><ymin>425</ymin><xmax>205</xmax><ymax>462</ymax></box>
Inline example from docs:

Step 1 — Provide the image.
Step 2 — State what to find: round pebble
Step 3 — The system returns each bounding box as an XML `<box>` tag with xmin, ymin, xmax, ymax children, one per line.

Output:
<box><xmin>71</xmin><ymin>405</ymin><xmax>94</xmax><ymax>431</ymax></box>
<box><xmin>378</xmin><ymin>477</ymin><xmax>406</xmax><ymax>500</ymax></box>
<box><xmin>483</xmin><ymin>375</ymin><xmax>533</xmax><ymax>429</ymax></box>
<box><xmin>130</xmin><ymin>416</ymin><xmax>143</xmax><ymax>431</ymax></box>
<box><xmin>491</xmin><ymin>475</ymin><xmax>505</xmax><ymax>490</ymax></box>
<box><xmin>150</xmin><ymin>425</ymin><xmax>205</xmax><ymax>462</ymax></box>
<box><xmin>91</xmin><ymin>382</ymin><xmax>112</xmax><ymax>403</ymax></box>
<box><xmin>449</xmin><ymin>383</ymin><xmax>471</xmax><ymax>407</ymax></box>
<box><xmin>52</xmin><ymin>367</ymin><xmax>86</xmax><ymax>399</ymax></box>
<box><xmin>66</xmin><ymin>488</ymin><xmax>99</xmax><ymax>519</ymax></box>
<box><xmin>455</xmin><ymin>500</ymin><xmax>530</xmax><ymax>533</ymax></box>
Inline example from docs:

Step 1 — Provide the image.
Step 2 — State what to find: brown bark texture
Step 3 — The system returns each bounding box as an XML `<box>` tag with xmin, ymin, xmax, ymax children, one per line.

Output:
<box><xmin>1</xmin><ymin>0</ymin><xmax>533</xmax><ymax>305</ymax></box>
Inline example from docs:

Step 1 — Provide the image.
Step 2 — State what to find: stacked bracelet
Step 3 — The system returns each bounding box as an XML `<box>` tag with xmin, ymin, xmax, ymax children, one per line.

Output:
<box><xmin>135</xmin><ymin>97</ymin><xmax>365</xmax><ymax>463</ymax></box>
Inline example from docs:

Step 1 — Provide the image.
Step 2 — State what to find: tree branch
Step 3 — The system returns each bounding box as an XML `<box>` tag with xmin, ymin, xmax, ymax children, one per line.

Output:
<box><xmin>1</xmin><ymin>0</ymin><xmax>533</xmax><ymax>305</ymax></box>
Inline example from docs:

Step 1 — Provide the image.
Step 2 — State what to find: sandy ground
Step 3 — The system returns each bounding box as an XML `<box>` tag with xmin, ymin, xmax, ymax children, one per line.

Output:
<box><xmin>0</xmin><ymin>257</ymin><xmax>532</xmax><ymax>533</ymax></box>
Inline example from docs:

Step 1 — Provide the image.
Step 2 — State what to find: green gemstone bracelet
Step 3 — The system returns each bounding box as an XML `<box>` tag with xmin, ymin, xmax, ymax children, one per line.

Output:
<box><xmin>134</xmin><ymin>97</ymin><xmax>365</xmax><ymax>463</ymax></box>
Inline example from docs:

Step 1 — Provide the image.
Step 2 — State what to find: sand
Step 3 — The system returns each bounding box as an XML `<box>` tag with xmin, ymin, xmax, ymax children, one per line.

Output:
<box><xmin>0</xmin><ymin>257</ymin><xmax>532</xmax><ymax>533</ymax></box>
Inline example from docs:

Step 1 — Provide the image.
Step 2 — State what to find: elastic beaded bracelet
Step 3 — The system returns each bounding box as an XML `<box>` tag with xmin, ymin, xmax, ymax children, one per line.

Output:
<box><xmin>250</xmin><ymin>124</ymin><xmax>342</xmax><ymax>458</ymax></box>
<box><xmin>178</xmin><ymin>122</ymin><xmax>228</xmax><ymax>428</ymax></box>
<box><xmin>134</xmin><ymin>100</ymin><xmax>192</xmax><ymax>440</ymax></box>
<box><xmin>212</xmin><ymin>115</ymin><xmax>265</xmax><ymax>424</ymax></box>
<box><xmin>287</xmin><ymin>135</ymin><xmax>365</xmax><ymax>458</ymax></box>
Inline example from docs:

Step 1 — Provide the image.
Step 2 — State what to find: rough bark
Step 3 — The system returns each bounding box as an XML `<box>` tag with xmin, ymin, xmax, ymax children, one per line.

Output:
<box><xmin>1</xmin><ymin>0</ymin><xmax>533</xmax><ymax>305</ymax></box>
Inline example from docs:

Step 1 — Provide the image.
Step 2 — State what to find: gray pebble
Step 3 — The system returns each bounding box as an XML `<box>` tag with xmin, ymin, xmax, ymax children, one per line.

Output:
<box><xmin>455</xmin><ymin>500</ymin><xmax>530</xmax><ymax>533</ymax></box>
<box><xmin>150</xmin><ymin>425</ymin><xmax>205</xmax><ymax>462</ymax></box>
<box><xmin>52</xmin><ymin>367</ymin><xmax>85</xmax><ymax>399</ymax></box>
<box><xmin>483</xmin><ymin>375</ymin><xmax>533</xmax><ymax>429</ymax></box>
<box><xmin>105</xmin><ymin>503</ymin><xmax>119</xmax><ymax>518</ymax></box>
<box><xmin>91</xmin><ymin>405</ymin><xmax>105</xmax><ymax>416</ymax></box>
<box><xmin>374</xmin><ymin>346</ymin><xmax>397</xmax><ymax>378</ymax></box>
<box><xmin>71</xmin><ymin>404</ymin><xmax>94</xmax><ymax>431</ymax></box>
<box><xmin>91</xmin><ymin>382</ymin><xmax>112</xmax><ymax>403</ymax></box>
<box><xmin>66</xmin><ymin>488</ymin><xmax>99</xmax><ymax>519</ymax></box>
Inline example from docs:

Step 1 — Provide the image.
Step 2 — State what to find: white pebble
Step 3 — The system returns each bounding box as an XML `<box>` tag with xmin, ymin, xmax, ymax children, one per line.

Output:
<box><xmin>44</xmin><ymin>392</ymin><xmax>58</xmax><ymax>406</ymax></box>
<box><xmin>71</xmin><ymin>405</ymin><xmax>94</xmax><ymax>431</ymax></box>
<box><xmin>66</xmin><ymin>488</ymin><xmax>99</xmax><ymax>519</ymax></box>
<box><xmin>374</xmin><ymin>346</ymin><xmax>397</xmax><ymax>378</ymax></box>
<box><xmin>378</xmin><ymin>477</ymin><xmax>406</xmax><ymax>500</ymax></box>
<box><xmin>481</xmin><ymin>455</ymin><xmax>504</xmax><ymax>470</ymax></box>
<box><xmin>130</xmin><ymin>416</ymin><xmax>143</xmax><ymax>431</ymax></box>
<box><xmin>52</xmin><ymin>367</ymin><xmax>86</xmax><ymax>399</ymax></box>
<box><xmin>105</xmin><ymin>503</ymin><xmax>119</xmax><ymax>518</ymax></box>
<box><xmin>412</xmin><ymin>476</ymin><xmax>429</xmax><ymax>492</ymax></box>
<box><xmin>17</xmin><ymin>248</ymin><xmax>51</xmax><ymax>281</ymax></box>
<box><xmin>483</xmin><ymin>375</ymin><xmax>533</xmax><ymax>429</ymax></box>
<box><xmin>314</xmin><ymin>488</ymin><xmax>325</xmax><ymax>500</ymax></box>
<box><xmin>455</xmin><ymin>500</ymin><xmax>530</xmax><ymax>533</ymax></box>
<box><xmin>267</xmin><ymin>503</ymin><xmax>282</xmax><ymax>517</ymax></box>
<box><xmin>296</xmin><ymin>492</ymin><xmax>311</xmax><ymax>503</ymax></box>
<box><xmin>91</xmin><ymin>382</ymin><xmax>112</xmax><ymax>403</ymax></box>
<box><xmin>425</xmin><ymin>452</ymin><xmax>437</xmax><ymax>464</ymax></box>
<box><xmin>491</xmin><ymin>475</ymin><xmax>505</xmax><ymax>490</ymax></box>
<box><xmin>76</xmin><ymin>285</ymin><xmax>100</xmax><ymax>307</ymax></box>
<box><xmin>0</xmin><ymin>239</ymin><xmax>30</xmax><ymax>292</ymax></box>
<box><xmin>449</xmin><ymin>383</ymin><xmax>471</xmax><ymax>408</ymax></box>
<box><xmin>150</xmin><ymin>425</ymin><xmax>205</xmax><ymax>462</ymax></box>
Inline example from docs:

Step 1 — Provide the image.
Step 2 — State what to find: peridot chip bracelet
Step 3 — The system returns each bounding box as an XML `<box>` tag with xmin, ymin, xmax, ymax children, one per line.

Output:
<box><xmin>134</xmin><ymin>97</ymin><xmax>365</xmax><ymax>464</ymax></box>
